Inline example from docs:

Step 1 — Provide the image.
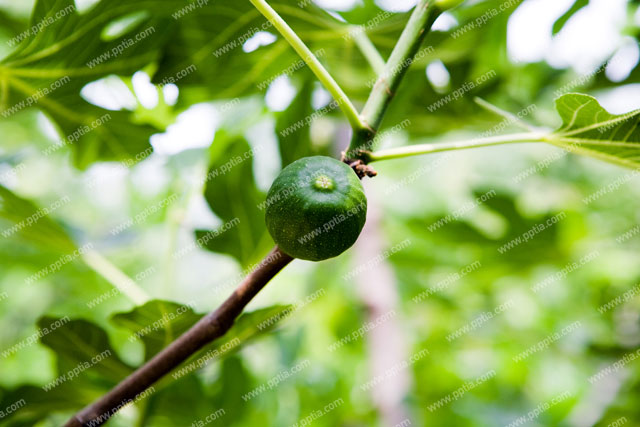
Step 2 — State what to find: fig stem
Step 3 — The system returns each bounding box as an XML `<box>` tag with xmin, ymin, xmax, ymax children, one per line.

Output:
<box><xmin>249</xmin><ymin>0</ymin><xmax>368</xmax><ymax>133</ymax></box>
<box><xmin>367</xmin><ymin>132</ymin><xmax>547</xmax><ymax>162</ymax></box>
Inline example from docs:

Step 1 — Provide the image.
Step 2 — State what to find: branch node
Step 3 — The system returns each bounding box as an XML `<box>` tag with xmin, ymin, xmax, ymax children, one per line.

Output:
<box><xmin>342</xmin><ymin>152</ymin><xmax>378</xmax><ymax>179</ymax></box>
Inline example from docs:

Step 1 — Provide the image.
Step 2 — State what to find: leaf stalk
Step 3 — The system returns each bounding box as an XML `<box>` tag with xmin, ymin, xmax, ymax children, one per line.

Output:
<box><xmin>366</xmin><ymin>132</ymin><xmax>547</xmax><ymax>162</ymax></box>
<box><xmin>249</xmin><ymin>0</ymin><xmax>367</xmax><ymax>132</ymax></box>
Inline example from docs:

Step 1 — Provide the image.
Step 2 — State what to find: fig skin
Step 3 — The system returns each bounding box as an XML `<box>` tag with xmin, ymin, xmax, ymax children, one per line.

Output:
<box><xmin>265</xmin><ymin>156</ymin><xmax>367</xmax><ymax>261</ymax></box>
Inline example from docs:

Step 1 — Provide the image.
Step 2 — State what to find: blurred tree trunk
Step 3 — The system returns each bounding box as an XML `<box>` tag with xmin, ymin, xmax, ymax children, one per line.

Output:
<box><xmin>354</xmin><ymin>190</ymin><xmax>412</xmax><ymax>427</ymax></box>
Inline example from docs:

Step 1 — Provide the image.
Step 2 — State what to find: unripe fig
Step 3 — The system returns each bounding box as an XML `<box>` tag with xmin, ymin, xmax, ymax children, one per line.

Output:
<box><xmin>265</xmin><ymin>156</ymin><xmax>367</xmax><ymax>261</ymax></box>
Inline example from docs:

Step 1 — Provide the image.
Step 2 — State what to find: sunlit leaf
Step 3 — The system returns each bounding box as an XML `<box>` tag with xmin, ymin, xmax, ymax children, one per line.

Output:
<box><xmin>0</xmin><ymin>184</ymin><xmax>76</xmax><ymax>252</ymax></box>
<box><xmin>548</xmin><ymin>93</ymin><xmax>640</xmax><ymax>169</ymax></box>
<box><xmin>0</xmin><ymin>0</ymin><xmax>175</xmax><ymax>167</ymax></box>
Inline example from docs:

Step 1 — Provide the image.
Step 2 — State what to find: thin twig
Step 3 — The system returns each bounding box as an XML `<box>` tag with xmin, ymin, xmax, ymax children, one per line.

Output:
<box><xmin>65</xmin><ymin>246</ymin><xmax>294</xmax><ymax>427</ymax></box>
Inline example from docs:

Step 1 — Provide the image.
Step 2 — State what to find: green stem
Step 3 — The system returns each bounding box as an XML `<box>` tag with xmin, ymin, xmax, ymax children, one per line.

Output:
<box><xmin>81</xmin><ymin>250</ymin><xmax>150</xmax><ymax>305</ymax></box>
<box><xmin>249</xmin><ymin>0</ymin><xmax>365</xmax><ymax>132</ymax></box>
<box><xmin>350</xmin><ymin>28</ymin><xmax>386</xmax><ymax>74</ymax></box>
<box><xmin>367</xmin><ymin>132</ymin><xmax>547</xmax><ymax>162</ymax></box>
<box><xmin>474</xmin><ymin>97</ymin><xmax>540</xmax><ymax>133</ymax></box>
<box><xmin>347</xmin><ymin>0</ymin><xmax>441</xmax><ymax>156</ymax></box>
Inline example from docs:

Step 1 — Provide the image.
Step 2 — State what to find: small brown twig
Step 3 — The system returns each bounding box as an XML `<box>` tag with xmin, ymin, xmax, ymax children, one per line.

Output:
<box><xmin>65</xmin><ymin>246</ymin><xmax>293</xmax><ymax>427</ymax></box>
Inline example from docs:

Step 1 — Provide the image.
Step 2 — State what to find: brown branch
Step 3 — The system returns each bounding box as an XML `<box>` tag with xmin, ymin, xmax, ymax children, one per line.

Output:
<box><xmin>65</xmin><ymin>246</ymin><xmax>294</xmax><ymax>427</ymax></box>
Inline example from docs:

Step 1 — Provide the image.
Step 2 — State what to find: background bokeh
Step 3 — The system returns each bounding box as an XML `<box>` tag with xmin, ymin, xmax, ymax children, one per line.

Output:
<box><xmin>1</xmin><ymin>0</ymin><xmax>640</xmax><ymax>426</ymax></box>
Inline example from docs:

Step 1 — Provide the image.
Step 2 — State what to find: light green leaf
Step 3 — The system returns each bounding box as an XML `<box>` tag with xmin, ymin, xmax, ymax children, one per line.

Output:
<box><xmin>164</xmin><ymin>305</ymin><xmax>292</xmax><ymax>380</ymax></box>
<box><xmin>0</xmin><ymin>184</ymin><xmax>76</xmax><ymax>252</ymax></box>
<box><xmin>221</xmin><ymin>304</ymin><xmax>293</xmax><ymax>343</ymax></box>
<box><xmin>548</xmin><ymin>94</ymin><xmax>640</xmax><ymax>169</ymax></box>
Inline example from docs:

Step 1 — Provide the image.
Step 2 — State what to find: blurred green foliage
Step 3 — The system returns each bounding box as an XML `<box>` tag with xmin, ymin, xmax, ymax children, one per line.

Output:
<box><xmin>0</xmin><ymin>0</ymin><xmax>639</xmax><ymax>426</ymax></box>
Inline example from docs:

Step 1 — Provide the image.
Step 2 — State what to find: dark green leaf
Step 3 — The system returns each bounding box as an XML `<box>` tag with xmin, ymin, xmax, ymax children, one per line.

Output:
<box><xmin>0</xmin><ymin>316</ymin><xmax>135</xmax><ymax>424</ymax></box>
<box><xmin>0</xmin><ymin>0</ymin><xmax>176</xmax><ymax>167</ymax></box>
<box><xmin>38</xmin><ymin>316</ymin><xmax>133</xmax><ymax>383</ymax></box>
<box><xmin>0</xmin><ymin>383</ymin><xmax>95</xmax><ymax>426</ymax></box>
<box><xmin>552</xmin><ymin>0</ymin><xmax>589</xmax><ymax>35</ymax></box>
<box><xmin>139</xmin><ymin>355</ymin><xmax>250</xmax><ymax>427</ymax></box>
<box><xmin>199</xmin><ymin>133</ymin><xmax>272</xmax><ymax>266</ymax></box>
<box><xmin>275</xmin><ymin>78</ymin><xmax>329</xmax><ymax>167</ymax></box>
<box><xmin>111</xmin><ymin>299</ymin><xmax>202</xmax><ymax>361</ymax></box>
<box><xmin>0</xmin><ymin>9</ymin><xmax>26</xmax><ymax>37</ymax></box>
<box><xmin>152</xmin><ymin>0</ymin><xmax>351</xmax><ymax>103</ymax></box>
<box><xmin>169</xmin><ymin>305</ymin><xmax>293</xmax><ymax>381</ymax></box>
<box><xmin>140</xmin><ymin>376</ymin><xmax>221</xmax><ymax>427</ymax></box>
